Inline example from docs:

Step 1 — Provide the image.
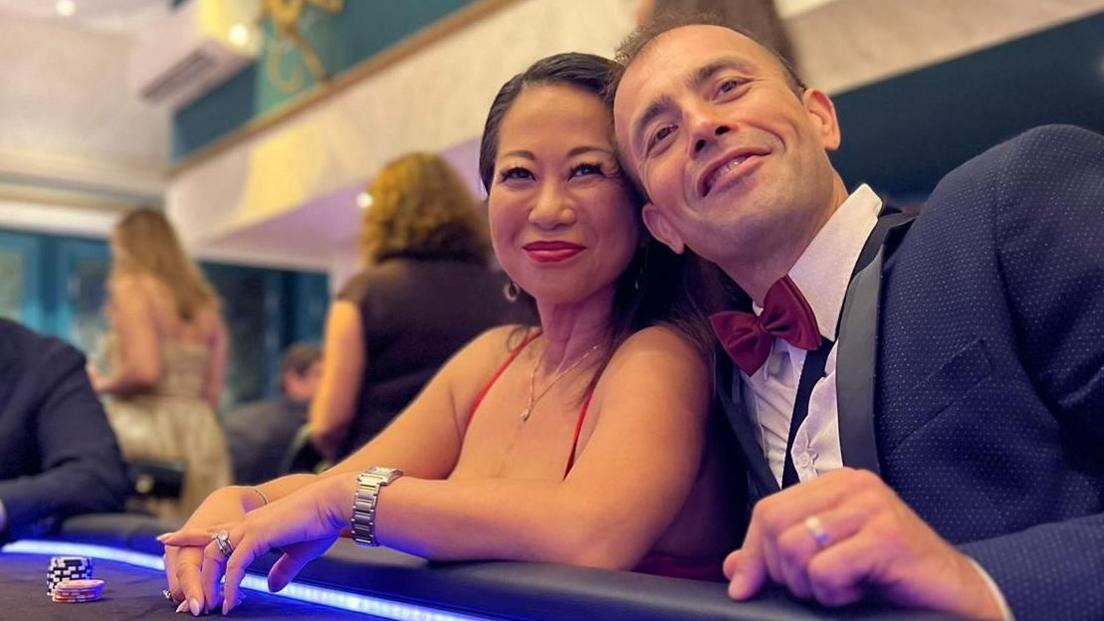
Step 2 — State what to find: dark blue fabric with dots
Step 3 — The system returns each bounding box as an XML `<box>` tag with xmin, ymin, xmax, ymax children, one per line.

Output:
<box><xmin>874</xmin><ymin>125</ymin><xmax>1104</xmax><ymax>621</ymax></box>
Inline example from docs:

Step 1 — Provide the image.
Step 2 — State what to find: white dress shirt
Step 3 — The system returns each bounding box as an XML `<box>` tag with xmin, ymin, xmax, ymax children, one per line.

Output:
<box><xmin>742</xmin><ymin>184</ymin><xmax>880</xmax><ymax>486</ymax></box>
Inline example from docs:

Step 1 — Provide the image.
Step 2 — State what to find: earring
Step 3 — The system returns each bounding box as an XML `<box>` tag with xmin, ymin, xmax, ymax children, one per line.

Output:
<box><xmin>504</xmin><ymin>280</ymin><xmax>520</xmax><ymax>302</ymax></box>
<box><xmin>633</xmin><ymin>246</ymin><xmax>649</xmax><ymax>291</ymax></box>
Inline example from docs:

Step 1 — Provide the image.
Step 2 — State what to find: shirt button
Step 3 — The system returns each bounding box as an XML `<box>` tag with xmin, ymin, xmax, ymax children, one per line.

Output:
<box><xmin>795</xmin><ymin>452</ymin><xmax>814</xmax><ymax>470</ymax></box>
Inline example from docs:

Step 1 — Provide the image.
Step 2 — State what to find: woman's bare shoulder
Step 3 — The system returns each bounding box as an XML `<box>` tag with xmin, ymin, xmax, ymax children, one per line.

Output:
<box><xmin>610</xmin><ymin>325</ymin><xmax>705</xmax><ymax>368</ymax></box>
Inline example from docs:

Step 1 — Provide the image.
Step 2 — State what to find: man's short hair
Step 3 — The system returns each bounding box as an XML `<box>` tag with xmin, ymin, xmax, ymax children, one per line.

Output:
<box><xmin>280</xmin><ymin>343</ymin><xmax>321</xmax><ymax>379</ymax></box>
<box><xmin>609</xmin><ymin>10</ymin><xmax>807</xmax><ymax>103</ymax></box>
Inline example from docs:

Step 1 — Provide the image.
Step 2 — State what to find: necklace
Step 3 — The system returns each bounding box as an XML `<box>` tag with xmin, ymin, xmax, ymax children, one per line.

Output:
<box><xmin>520</xmin><ymin>342</ymin><xmax>601</xmax><ymax>422</ymax></box>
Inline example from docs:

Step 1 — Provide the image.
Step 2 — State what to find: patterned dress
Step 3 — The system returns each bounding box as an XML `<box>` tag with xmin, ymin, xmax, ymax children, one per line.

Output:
<box><xmin>103</xmin><ymin>336</ymin><xmax>231</xmax><ymax>522</ymax></box>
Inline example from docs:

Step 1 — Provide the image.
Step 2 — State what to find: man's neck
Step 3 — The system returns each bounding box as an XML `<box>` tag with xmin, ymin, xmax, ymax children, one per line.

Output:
<box><xmin>719</xmin><ymin>181</ymin><xmax>849</xmax><ymax>304</ymax></box>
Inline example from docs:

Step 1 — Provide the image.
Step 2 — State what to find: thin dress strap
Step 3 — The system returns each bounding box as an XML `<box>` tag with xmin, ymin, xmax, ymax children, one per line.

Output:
<box><xmin>563</xmin><ymin>392</ymin><xmax>594</xmax><ymax>477</ymax></box>
<box><xmin>466</xmin><ymin>329</ymin><xmax>542</xmax><ymax>428</ymax></box>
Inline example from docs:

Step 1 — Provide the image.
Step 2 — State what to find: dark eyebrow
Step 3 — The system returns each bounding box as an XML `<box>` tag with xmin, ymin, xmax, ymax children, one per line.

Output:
<box><xmin>567</xmin><ymin>145</ymin><xmax>614</xmax><ymax>158</ymax></box>
<box><xmin>689</xmin><ymin>57</ymin><xmax>757</xmax><ymax>92</ymax></box>
<box><xmin>499</xmin><ymin>150</ymin><xmax>535</xmax><ymax>161</ymax></box>
<box><xmin>631</xmin><ymin>56</ymin><xmax>757</xmax><ymax>154</ymax></box>
<box><xmin>499</xmin><ymin>146</ymin><xmax>612</xmax><ymax>162</ymax></box>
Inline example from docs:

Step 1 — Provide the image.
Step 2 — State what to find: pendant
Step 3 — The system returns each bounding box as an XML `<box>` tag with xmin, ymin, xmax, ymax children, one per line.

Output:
<box><xmin>520</xmin><ymin>407</ymin><xmax>531</xmax><ymax>422</ymax></box>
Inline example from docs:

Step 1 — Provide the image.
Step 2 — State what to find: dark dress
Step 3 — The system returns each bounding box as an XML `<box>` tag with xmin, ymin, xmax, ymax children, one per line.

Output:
<box><xmin>336</xmin><ymin>257</ymin><xmax>522</xmax><ymax>458</ymax></box>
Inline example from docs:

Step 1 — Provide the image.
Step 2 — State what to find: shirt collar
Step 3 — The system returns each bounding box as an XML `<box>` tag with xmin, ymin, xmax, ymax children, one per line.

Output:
<box><xmin>788</xmin><ymin>184</ymin><xmax>882</xmax><ymax>339</ymax></box>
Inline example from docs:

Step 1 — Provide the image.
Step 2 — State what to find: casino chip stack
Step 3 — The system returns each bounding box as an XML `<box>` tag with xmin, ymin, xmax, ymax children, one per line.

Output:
<box><xmin>46</xmin><ymin>556</ymin><xmax>94</xmax><ymax>598</ymax></box>
<box><xmin>51</xmin><ymin>579</ymin><xmax>106</xmax><ymax>603</ymax></box>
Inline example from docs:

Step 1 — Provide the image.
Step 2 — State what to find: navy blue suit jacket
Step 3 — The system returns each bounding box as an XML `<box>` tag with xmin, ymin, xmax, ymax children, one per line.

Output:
<box><xmin>721</xmin><ymin>125</ymin><xmax>1104</xmax><ymax>621</ymax></box>
<box><xmin>0</xmin><ymin>319</ymin><xmax>130</xmax><ymax>542</ymax></box>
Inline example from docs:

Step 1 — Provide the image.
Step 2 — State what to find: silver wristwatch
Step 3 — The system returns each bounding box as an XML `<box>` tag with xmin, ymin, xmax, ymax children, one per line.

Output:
<box><xmin>350</xmin><ymin>466</ymin><xmax>403</xmax><ymax>547</ymax></box>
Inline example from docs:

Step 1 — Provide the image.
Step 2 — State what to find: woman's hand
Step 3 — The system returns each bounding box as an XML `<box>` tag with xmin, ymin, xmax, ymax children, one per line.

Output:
<box><xmin>159</xmin><ymin>474</ymin><xmax>357</xmax><ymax>615</ymax></box>
<box><xmin>160</xmin><ymin>486</ymin><xmax>259</xmax><ymax>614</ymax></box>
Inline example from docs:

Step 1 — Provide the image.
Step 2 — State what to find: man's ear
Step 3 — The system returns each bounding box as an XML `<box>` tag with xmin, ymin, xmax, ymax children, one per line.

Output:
<box><xmin>802</xmin><ymin>88</ymin><xmax>842</xmax><ymax>152</ymax></box>
<box><xmin>641</xmin><ymin>203</ymin><xmax>686</xmax><ymax>254</ymax></box>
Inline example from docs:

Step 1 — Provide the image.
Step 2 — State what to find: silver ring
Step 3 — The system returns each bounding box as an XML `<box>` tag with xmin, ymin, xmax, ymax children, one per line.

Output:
<box><xmin>803</xmin><ymin>515</ymin><xmax>831</xmax><ymax>549</ymax></box>
<box><xmin>214</xmin><ymin>529</ymin><xmax>234</xmax><ymax>558</ymax></box>
<box><xmin>162</xmin><ymin>588</ymin><xmax>176</xmax><ymax>602</ymax></box>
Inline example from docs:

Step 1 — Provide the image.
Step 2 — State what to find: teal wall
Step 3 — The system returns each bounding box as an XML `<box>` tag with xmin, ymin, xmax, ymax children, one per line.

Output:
<box><xmin>0</xmin><ymin>228</ymin><xmax>328</xmax><ymax>406</ymax></box>
<box><xmin>172</xmin><ymin>0</ymin><xmax>477</xmax><ymax>160</ymax></box>
<box><xmin>831</xmin><ymin>10</ymin><xmax>1104</xmax><ymax>199</ymax></box>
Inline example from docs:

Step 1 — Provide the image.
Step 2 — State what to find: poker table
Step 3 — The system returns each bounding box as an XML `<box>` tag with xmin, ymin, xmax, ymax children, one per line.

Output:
<box><xmin>0</xmin><ymin>514</ymin><xmax>966</xmax><ymax>620</ymax></box>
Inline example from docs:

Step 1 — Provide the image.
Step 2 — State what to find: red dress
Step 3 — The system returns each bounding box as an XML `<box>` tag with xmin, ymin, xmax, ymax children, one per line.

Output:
<box><xmin>467</xmin><ymin>330</ymin><xmax>726</xmax><ymax>582</ymax></box>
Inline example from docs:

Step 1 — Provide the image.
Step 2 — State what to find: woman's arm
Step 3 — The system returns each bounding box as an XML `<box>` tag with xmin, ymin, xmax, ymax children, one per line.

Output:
<box><xmin>162</xmin><ymin>327</ymin><xmax>512</xmax><ymax>609</ymax></box>
<box><xmin>202</xmin><ymin>313</ymin><xmax>229</xmax><ymax>410</ymax></box>
<box><xmin>323</xmin><ymin>326</ymin><xmax>712</xmax><ymax>569</ymax></box>
<box><xmin>93</xmin><ymin>277</ymin><xmax>162</xmax><ymax>395</ymax></box>
<box><xmin>308</xmin><ymin>301</ymin><xmax>365</xmax><ymax>461</ymax></box>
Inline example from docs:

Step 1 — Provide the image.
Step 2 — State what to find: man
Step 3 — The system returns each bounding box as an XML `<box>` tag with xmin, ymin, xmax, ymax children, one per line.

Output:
<box><xmin>611</xmin><ymin>14</ymin><xmax>1103</xmax><ymax>621</ymax></box>
<box><xmin>0</xmin><ymin>318</ymin><xmax>131</xmax><ymax>542</ymax></box>
<box><xmin>224</xmin><ymin>343</ymin><xmax>322</xmax><ymax>484</ymax></box>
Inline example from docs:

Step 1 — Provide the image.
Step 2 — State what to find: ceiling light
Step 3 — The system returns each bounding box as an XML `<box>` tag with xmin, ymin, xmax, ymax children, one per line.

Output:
<box><xmin>55</xmin><ymin>0</ymin><xmax>77</xmax><ymax>17</ymax></box>
<box><xmin>229</xmin><ymin>23</ymin><xmax>250</xmax><ymax>47</ymax></box>
<box><xmin>356</xmin><ymin>192</ymin><xmax>374</xmax><ymax>210</ymax></box>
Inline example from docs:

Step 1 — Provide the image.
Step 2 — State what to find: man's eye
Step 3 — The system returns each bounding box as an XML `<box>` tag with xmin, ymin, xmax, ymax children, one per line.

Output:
<box><xmin>499</xmin><ymin>167</ymin><xmax>533</xmax><ymax>182</ymax></box>
<box><xmin>717</xmin><ymin>78</ymin><xmax>745</xmax><ymax>95</ymax></box>
<box><xmin>648</xmin><ymin>126</ymin><xmax>674</xmax><ymax>151</ymax></box>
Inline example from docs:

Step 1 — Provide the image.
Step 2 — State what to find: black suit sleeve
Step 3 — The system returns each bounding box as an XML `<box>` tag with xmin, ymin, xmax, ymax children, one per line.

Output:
<box><xmin>952</xmin><ymin>125</ymin><xmax>1104</xmax><ymax>621</ymax></box>
<box><xmin>0</xmin><ymin>338</ymin><xmax>131</xmax><ymax>542</ymax></box>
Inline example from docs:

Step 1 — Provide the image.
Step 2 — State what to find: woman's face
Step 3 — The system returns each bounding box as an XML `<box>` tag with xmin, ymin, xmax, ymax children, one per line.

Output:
<box><xmin>488</xmin><ymin>84</ymin><xmax>640</xmax><ymax>307</ymax></box>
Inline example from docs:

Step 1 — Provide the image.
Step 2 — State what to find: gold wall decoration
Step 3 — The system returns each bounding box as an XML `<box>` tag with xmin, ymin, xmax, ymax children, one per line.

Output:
<box><xmin>260</xmin><ymin>0</ymin><xmax>344</xmax><ymax>93</ymax></box>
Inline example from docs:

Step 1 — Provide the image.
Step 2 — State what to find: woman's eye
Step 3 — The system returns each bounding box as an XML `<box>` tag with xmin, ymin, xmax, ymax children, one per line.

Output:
<box><xmin>569</xmin><ymin>162</ymin><xmax>603</xmax><ymax>178</ymax></box>
<box><xmin>499</xmin><ymin>167</ymin><xmax>533</xmax><ymax>182</ymax></box>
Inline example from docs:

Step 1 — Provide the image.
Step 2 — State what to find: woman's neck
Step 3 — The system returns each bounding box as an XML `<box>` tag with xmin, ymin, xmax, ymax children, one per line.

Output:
<box><xmin>535</xmin><ymin>287</ymin><xmax>614</xmax><ymax>372</ymax></box>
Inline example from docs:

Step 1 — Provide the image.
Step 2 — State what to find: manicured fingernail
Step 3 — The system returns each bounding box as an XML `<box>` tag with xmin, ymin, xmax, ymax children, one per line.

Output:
<box><xmin>176</xmin><ymin>600</ymin><xmax>188</xmax><ymax>613</ymax></box>
<box><xmin>728</xmin><ymin>572</ymin><xmax>750</xmax><ymax>600</ymax></box>
<box><xmin>156</xmin><ymin>533</ymin><xmax>171</xmax><ymax>542</ymax></box>
<box><xmin>189</xmin><ymin>598</ymin><xmax>202</xmax><ymax>616</ymax></box>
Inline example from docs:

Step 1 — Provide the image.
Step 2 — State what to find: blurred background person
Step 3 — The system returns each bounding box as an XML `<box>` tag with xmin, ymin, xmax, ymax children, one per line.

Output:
<box><xmin>90</xmin><ymin>208</ymin><xmax>232</xmax><ymax>521</ymax></box>
<box><xmin>309</xmin><ymin>152</ymin><xmax>520</xmax><ymax>462</ymax></box>
<box><xmin>224</xmin><ymin>342</ymin><xmax>322</xmax><ymax>485</ymax></box>
<box><xmin>0</xmin><ymin>318</ymin><xmax>130</xmax><ymax>543</ymax></box>
<box><xmin>635</xmin><ymin>0</ymin><xmax>797</xmax><ymax>71</ymax></box>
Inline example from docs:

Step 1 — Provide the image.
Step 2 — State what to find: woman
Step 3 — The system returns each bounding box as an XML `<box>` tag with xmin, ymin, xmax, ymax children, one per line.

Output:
<box><xmin>311</xmin><ymin>152</ymin><xmax>517</xmax><ymax>462</ymax></box>
<box><xmin>91</xmin><ymin>208</ymin><xmax>232</xmax><ymax>521</ymax></box>
<box><xmin>160</xmin><ymin>53</ymin><xmax>740</xmax><ymax>616</ymax></box>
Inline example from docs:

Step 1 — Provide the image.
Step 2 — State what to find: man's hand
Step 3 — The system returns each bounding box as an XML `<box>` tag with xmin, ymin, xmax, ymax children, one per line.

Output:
<box><xmin>724</xmin><ymin>468</ymin><xmax>1004</xmax><ymax>620</ymax></box>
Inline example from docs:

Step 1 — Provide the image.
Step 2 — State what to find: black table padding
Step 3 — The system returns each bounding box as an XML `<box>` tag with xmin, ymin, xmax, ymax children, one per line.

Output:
<box><xmin>49</xmin><ymin>513</ymin><xmax>966</xmax><ymax>620</ymax></box>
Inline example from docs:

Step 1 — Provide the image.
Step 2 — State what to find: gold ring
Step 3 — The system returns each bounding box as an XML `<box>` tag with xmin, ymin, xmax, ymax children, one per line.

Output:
<box><xmin>804</xmin><ymin>515</ymin><xmax>831</xmax><ymax>549</ymax></box>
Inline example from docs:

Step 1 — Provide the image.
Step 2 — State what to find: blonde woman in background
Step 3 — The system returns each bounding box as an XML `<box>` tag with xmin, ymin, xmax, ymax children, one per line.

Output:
<box><xmin>310</xmin><ymin>152</ymin><xmax>518</xmax><ymax>462</ymax></box>
<box><xmin>91</xmin><ymin>208</ymin><xmax>232</xmax><ymax>521</ymax></box>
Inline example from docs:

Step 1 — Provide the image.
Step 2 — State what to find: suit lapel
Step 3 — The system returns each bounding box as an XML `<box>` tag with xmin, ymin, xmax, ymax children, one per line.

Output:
<box><xmin>835</xmin><ymin>247</ymin><xmax>883</xmax><ymax>474</ymax></box>
<box><xmin>714</xmin><ymin>348</ymin><xmax>779</xmax><ymax>496</ymax></box>
<box><xmin>835</xmin><ymin>212</ymin><xmax>916</xmax><ymax>474</ymax></box>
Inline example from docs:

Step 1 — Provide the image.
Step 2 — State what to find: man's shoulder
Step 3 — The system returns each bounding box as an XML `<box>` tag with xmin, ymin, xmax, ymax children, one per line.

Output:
<box><xmin>0</xmin><ymin>319</ymin><xmax>83</xmax><ymax>369</ymax></box>
<box><xmin>932</xmin><ymin>125</ymin><xmax>1102</xmax><ymax>204</ymax></box>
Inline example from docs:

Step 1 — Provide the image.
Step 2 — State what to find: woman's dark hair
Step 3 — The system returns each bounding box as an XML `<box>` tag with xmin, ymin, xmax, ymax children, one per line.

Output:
<box><xmin>478</xmin><ymin>52</ymin><xmax>739</xmax><ymax>395</ymax></box>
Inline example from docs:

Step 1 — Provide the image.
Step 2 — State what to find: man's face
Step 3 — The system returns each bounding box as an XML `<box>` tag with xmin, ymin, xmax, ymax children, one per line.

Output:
<box><xmin>613</xmin><ymin>25</ymin><xmax>843</xmax><ymax>271</ymax></box>
<box><xmin>284</xmin><ymin>360</ymin><xmax>323</xmax><ymax>403</ymax></box>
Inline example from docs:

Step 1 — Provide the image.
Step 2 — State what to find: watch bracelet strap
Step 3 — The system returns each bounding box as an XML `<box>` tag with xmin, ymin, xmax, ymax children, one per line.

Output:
<box><xmin>351</xmin><ymin>469</ymin><xmax>398</xmax><ymax>546</ymax></box>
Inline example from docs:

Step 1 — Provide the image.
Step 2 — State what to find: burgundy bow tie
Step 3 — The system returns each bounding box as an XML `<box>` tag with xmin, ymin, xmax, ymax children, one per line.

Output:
<box><xmin>710</xmin><ymin>276</ymin><xmax>821</xmax><ymax>375</ymax></box>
